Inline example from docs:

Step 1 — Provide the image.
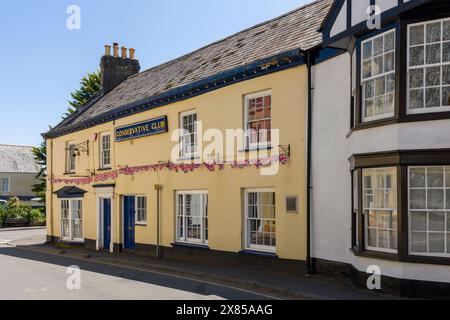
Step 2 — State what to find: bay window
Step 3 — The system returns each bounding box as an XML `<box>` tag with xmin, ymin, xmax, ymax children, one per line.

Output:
<box><xmin>408</xmin><ymin>18</ymin><xmax>450</xmax><ymax>113</ymax></box>
<box><xmin>361</xmin><ymin>30</ymin><xmax>396</xmax><ymax>122</ymax></box>
<box><xmin>363</xmin><ymin>168</ymin><xmax>398</xmax><ymax>253</ymax></box>
<box><xmin>352</xmin><ymin>151</ymin><xmax>450</xmax><ymax>263</ymax></box>
<box><xmin>176</xmin><ymin>191</ymin><xmax>208</xmax><ymax>245</ymax></box>
<box><xmin>245</xmin><ymin>189</ymin><xmax>276</xmax><ymax>253</ymax></box>
<box><xmin>61</xmin><ymin>199</ymin><xmax>83</xmax><ymax>242</ymax></box>
<box><xmin>409</xmin><ymin>166</ymin><xmax>450</xmax><ymax>256</ymax></box>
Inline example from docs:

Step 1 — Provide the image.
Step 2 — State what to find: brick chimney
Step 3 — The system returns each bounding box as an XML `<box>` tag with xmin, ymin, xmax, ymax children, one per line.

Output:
<box><xmin>100</xmin><ymin>43</ymin><xmax>140</xmax><ymax>95</ymax></box>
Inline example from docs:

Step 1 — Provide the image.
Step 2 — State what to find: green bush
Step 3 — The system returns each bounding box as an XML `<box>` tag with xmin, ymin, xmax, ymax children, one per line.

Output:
<box><xmin>24</xmin><ymin>209</ymin><xmax>46</xmax><ymax>224</ymax></box>
<box><xmin>0</xmin><ymin>197</ymin><xmax>46</xmax><ymax>225</ymax></box>
<box><xmin>0</xmin><ymin>206</ymin><xmax>7</xmax><ymax>224</ymax></box>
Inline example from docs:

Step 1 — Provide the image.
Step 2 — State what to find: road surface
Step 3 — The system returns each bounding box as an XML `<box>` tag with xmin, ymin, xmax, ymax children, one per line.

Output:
<box><xmin>0</xmin><ymin>228</ymin><xmax>271</xmax><ymax>300</ymax></box>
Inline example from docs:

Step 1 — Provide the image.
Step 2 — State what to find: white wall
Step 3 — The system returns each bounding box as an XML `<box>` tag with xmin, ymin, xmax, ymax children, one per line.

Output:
<box><xmin>311</xmin><ymin>53</ymin><xmax>450</xmax><ymax>283</ymax></box>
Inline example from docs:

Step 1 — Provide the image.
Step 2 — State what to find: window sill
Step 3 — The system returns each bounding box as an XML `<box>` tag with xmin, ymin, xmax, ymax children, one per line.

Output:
<box><xmin>97</xmin><ymin>167</ymin><xmax>112</xmax><ymax>172</ymax></box>
<box><xmin>239</xmin><ymin>250</ymin><xmax>278</xmax><ymax>259</ymax></box>
<box><xmin>135</xmin><ymin>223</ymin><xmax>147</xmax><ymax>227</ymax></box>
<box><xmin>352</xmin><ymin>247</ymin><xmax>450</xmax><ymax>266</ymax></box>
<box><xmin>58</xmin><ymin>240</ymin><xmax>85</xmax><ymax>246</ymax></box>
<box><xmin>63</xmin><ymin>172</ymin><xmax>76</xmax><ymax>176</ymax></box>
<box><xmin>171</xmin><ymin>242</ymin><xmax>209</xmax><ymax>250</ymax></box>
<box><xmin>177</xmin><ymin>156</ymin><xmax>201</xmax><ymax>162</ymax></box>
<box><xmin>352</xmin><ymin>247</ymin><xmax>400</xmax><ymax>262</ymax></box>
<box><xmin>239</xmin><ymin>146</ymin><xmax>273</xmax><ymax>153</ymax></box>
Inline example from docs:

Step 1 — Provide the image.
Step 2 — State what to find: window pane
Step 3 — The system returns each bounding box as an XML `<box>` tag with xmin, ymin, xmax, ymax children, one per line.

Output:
<box><xmin>410</xmin><ymin>25</ymin><xmax>424</xmax><ymax>45</ymax></box>
<box><xmin>429</xmin><ymin>212</ymin><xmax>445</xmax><ymax>231</ymax></box>
<box><xmin>442</xmin><ymin>65</ymin><xmax>450</xmax><ymax>85</ymax></box>
<box><xmin>443</xmin><ymin>42</ymin><xmax>450</xmax><ymax>63</ymax></box>
<box><xmin>390</xmin><ymin>230</ymin><xmax>398</xmax><ymax>250</ymax></box>
<box><xmin>429</xmin><ymin>233</ymin><xmax>445</xmax><ymax>253</ymax></box>
<box><xmin>426</xmin><ymin>44</ymin><xmax>441</xmax><ymax>64</ymax></box>
<box><xmin>410</xmin><ymin>46</ymin><xmax>424</xmax><ymax>66</ymax></box>
<box><xmin>409</xmin><ymin>69</ymin><xmax>424</xmax><ymax>89</ymax></box>
<box><xmin>384</xmin><ymin>52</ymin><xmax>395</xmax><ymax>72</ymax></box>
<box><xmin>411</xmin><ymin>232</ymin><xmax>427</xmax><ymax>252</ymax></box>
<box><xmin>427</xmin><ymin>167</ymin><xmax>444</xmax><ymax>187</ymax></box>
<box><xmin>426</xmin><ymin>22</ymin><xmax>441</xmax><ymax>43</ymax></box>
<box><xmin>411</xmin><ymin>212</ymin><xmax>427</xmax><ymax>231</ymax></box>
<box><xmin>425</xmin><ymin>66</ymin><xmax>441</xmax><ymax>87</ymax></box>
<box><xmin>443</xmin><ymin>87</ymin><xmax>450</xmax><ymax>106</ymax></box>
<box><xmin>428</xmin><ymin>189</ymin><xmax>444</xmax><ymax>210</ymax></box>
<box><xmin>363</xmin><ymin>61</ymin><xmax>372</xmax><ymax>79</ymax></box>
<box><xmin>363</xmin><ymin>41</ymin><xmax>372</xmax><ymax>60</ymax></box>
<box><xmin>367</xmin><ymin>228</ymin><xmax>377</xmax><ymax>247</ymax></box>
<box><xmin>386</xmin><ymin>94</ymin><xmax>395</xmax><ymax>113</ymax></box>
<box><xmin>364</xmin><ymin>80</ymin><xmax>374</xmax><ymax>98</ymax></box>
<box><xmin>373</xmin><ymin>36</ymin><xmax>383</xmax><ymax>56</ymax></box>
<box><xmin>444</xmin><ymin>21</ymin><xmax>450</xmax><ymax>41</ymax></box>
<box><xmin>425</xmin><ymin>87</ymin><xmax>441</xmax><ymax>108</ymax></box>
<box><xmin>410</xmin><ymin>167</ymin><xmax>426</xmax><ymax>187</ymax></box>
<box><xmin>385</xmin><ymin>32</ymin><xmax>395</xmax><ymax>52</ymax></box>
<box><xmin>386</xmin><ymin>73</ymin><xmax>395</xmax><ymax>93</ymax></box>
<box><xmin>409</xmin><ymin>89</ymin><xmax>424</xmax><ymax>109</ymax></box>
<box><xmin>373</xmin><ymin>56</ymin><xmax>383</xmax><ymax>76</ymax></box>
<box><xmin>410</xmin><ymin>189</ymin><xmax>426</xmax><ymax>209</ymax></box>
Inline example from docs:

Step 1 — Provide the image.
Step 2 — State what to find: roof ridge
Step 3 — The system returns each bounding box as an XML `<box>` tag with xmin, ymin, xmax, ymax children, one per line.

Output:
<box><xmin>132</xmin><ymin>0</ymin><xmax>327</xmax><ymax>79</ymax></box>
<box><xmin>0</xmin><ymin>144</ymin><xmax>34</xmax><ymax>148</ymax></box>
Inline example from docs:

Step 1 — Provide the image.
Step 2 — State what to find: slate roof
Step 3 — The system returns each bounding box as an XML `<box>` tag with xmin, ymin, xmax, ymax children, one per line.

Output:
<box><xmin>0</xmin><ymin>145</ymin><xmax>39</xmax><ymax>173</ymax></box>
<box><xmin>48</xmin><ymin>0</ymin><xmax>333</xmax><ymax>136</ymax></box>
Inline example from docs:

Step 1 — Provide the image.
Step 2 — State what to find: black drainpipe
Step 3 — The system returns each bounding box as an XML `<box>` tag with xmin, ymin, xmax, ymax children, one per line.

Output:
<box><xmin>306</xmin><ymin>50</ymin><xmax>314</xmax><ymax>274</ymax></box>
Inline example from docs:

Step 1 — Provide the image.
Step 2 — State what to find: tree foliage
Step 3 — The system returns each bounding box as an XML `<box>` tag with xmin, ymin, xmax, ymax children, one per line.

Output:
<box><xmin>33</xmin><ymin>70</ymin><xmax>102</xmax><ymax>209</ymax></box>
<box><xmin>32</xmin><ymin>140</ymin><xmax>47</xmax><ymax>205</ymax></box>
<box><xmin>64</xmin><ymin>71</ymin><xmax>101</xmax><ymax>118</ymax></box>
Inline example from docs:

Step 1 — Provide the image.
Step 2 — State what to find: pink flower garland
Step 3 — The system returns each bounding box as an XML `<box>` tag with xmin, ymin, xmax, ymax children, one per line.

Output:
<box><xmin>51</xmin><ymin>155</ymin><xmax>289</xmax><ymax>185</ymax></box>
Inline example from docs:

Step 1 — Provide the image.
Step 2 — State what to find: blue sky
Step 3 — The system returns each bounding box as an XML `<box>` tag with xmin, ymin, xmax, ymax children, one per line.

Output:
<box><xmin>0</xmin><ymin>0</ymin><xmax>310</xmax><ymax>147</ymax></box>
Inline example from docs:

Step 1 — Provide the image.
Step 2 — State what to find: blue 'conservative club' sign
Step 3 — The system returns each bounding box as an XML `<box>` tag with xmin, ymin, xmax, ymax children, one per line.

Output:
<box><xmin>115</xmin><ymin>116</ymin><xmax>168</xmax><ymax>142</ymax></box>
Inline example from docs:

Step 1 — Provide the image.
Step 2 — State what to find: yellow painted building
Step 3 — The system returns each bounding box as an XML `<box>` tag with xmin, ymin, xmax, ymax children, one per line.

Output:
<box><xmin>43</xmin><ymin>0</ymin><xmax>332</xmax><ymax>267</ymax></box>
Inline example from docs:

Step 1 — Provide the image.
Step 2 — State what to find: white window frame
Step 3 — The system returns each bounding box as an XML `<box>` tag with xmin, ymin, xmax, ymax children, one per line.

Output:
<box><xmin>244</xmin><ymin>90</ymin><xmax>272</xmax><ymax>149</ymax></box>
<box><xmin>244</xmin><ymin>188</ymin><xmax>276</xmax><ymax>253</ymax></box>
<box><xmin>66</xmin><ymin>141</ymin><xmax>76</xmax><ymax>173</ymax></box>
<box><xmin>179</xmin><ymin>110</ymin><xmax>199</xmax><ymax>159</ymax></box>
<box><xmin>176</xmin><ymin>190</ymin><xmax>208</xmax><ymax>245</ymax></box>
<box><xmin>408</xmin><ymin>166</ymin><xmax>450</xmax><ymax>257</ymax></box>
<box><xmin>407</xmin><ymin>18</ymin><xmax>450</xmax><ymax>114</ymax></box>
<box><xmin>361</xmin><ymin>29</ymin><xmax>396</xmax><ymax>122</ymax></box>
<box><xmin>362</xmin><ymin>167</ymin><xmax>398</xmax><ymax>254</ymax></box>
<box><xmin>60</xmin><ymin>198</ymin><xmax>84</xmax><ymax>242</ymax></box>
<box><xmin>100</xmin><ymin>133</ymin><xmax>111</xmax><ymax>169</ymax></box>
<box><xmin>1</xmin><ymin>177</ymin><xmax>10</xmax><ymax>193</ymax></box>
<box><xmin>135</xmin><ymin>195</ymin><xmax>147</xmax><ymax>225</ymax></box>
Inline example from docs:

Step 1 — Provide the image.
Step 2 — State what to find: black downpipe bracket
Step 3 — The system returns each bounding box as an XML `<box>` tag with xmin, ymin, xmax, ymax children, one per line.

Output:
<box><xmin>306</xmin><ymin>50</ymin><xmax>314</xmax><ymax>274</ymax></box>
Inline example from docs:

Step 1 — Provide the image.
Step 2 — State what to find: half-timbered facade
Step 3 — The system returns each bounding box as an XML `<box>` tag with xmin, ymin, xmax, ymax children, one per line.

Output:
<box><xmin>312</xmin><ymin>0</ymin><xmax>450</xmax><ymax>297</ymax></box>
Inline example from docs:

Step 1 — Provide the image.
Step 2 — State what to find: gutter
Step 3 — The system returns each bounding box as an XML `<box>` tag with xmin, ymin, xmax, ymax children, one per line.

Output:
<box><xmin>306</xmin><ymin>50</ymin><xmax>314</xmax><ymax>274</ymax></box>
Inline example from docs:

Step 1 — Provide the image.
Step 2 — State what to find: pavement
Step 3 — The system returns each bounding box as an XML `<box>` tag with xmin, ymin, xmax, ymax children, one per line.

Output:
<box><xmin>0</xmin><ymin>228</ymin><xmax>397</xmax><ymax>300</ymax></box>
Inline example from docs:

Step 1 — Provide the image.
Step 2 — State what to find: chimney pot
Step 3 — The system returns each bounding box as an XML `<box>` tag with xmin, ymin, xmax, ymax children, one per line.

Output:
<box><xmin>100</xmin><ymin>44</ymin><xmax>140</xmax><ymax>94</ymax></box>
<box><xmin>121</xmin><ymin>47</ymin><xmax>127</xmax><ymax>59</ymax></box>
<box><xmin>104</xmin><ymin>45</ymin><xmax>111</xmax><ymax>56</ymax></box>
<box><xmin>113</xmin><ymin>43</ymin><xmax>119</xmax><ymax>58</ymax></box>
<box><xmin>129</xmin><ymin>48</ymin><xmax>136</xmax><ymax>60</ymax></box>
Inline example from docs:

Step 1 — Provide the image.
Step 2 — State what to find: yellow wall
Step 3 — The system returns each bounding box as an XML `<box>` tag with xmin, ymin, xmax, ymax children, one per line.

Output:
<box><xmin>46</xmin><ymin>66</ymin><xmax>308</xmax><ymax>261</ymax></box>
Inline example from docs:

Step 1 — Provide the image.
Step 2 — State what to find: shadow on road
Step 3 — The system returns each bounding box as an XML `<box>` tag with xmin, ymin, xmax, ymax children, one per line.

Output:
<box><xmin>0</xmin><ymin>245</ymin><xmax>270</xmax><ymax>300</ymax></box>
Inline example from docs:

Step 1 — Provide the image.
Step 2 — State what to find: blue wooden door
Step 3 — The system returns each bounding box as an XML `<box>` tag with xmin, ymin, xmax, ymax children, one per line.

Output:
<box><xmin>103</xmin><ymin>198</ymin><xmax>111</xmax><ymax>250</ymax></box>
<box><xmin>123</xmin><ymin>196</ymin><xmax>135</xmax><ymax>250</ymax></box>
